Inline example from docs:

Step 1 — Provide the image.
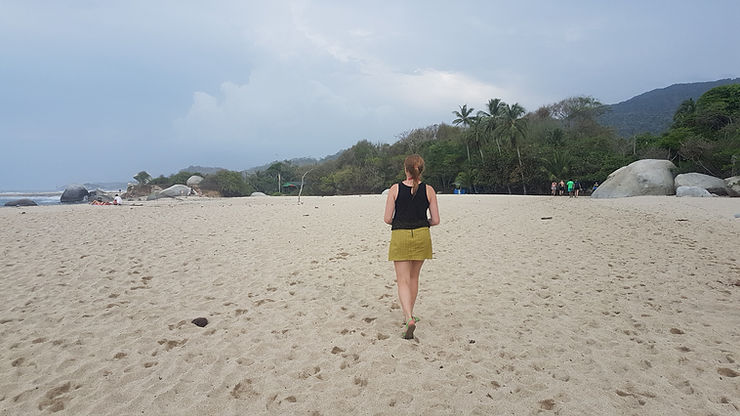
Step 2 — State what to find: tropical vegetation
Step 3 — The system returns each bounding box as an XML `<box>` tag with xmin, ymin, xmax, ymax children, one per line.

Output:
<box><xmin>136</xmin><ymin>84</ymin><xmax>739</xmax><ymax>197</ymax></box>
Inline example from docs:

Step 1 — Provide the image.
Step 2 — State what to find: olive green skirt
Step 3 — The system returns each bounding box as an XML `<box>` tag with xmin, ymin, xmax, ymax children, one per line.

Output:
<box><xmin>388</xmin><ymin>227</ymin><xmax>433</xmax><ymax>261</ymax></box>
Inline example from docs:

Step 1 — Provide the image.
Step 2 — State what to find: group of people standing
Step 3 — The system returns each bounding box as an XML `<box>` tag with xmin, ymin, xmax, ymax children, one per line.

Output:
<box><xmin>551</xmin><ymin>180</ymin><xmax>582</xmax><ymax>197</ymax></box>
<box><xmin>550</xmin><ymin>180</ymin><xmax>600</xmax><ymax>197</ymax></box>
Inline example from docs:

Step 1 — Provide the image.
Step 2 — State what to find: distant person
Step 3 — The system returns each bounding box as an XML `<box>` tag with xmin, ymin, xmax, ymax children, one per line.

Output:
<box><xmin>567</xmin><ymin>179</ymin><xmax>575</xmax><ymax>197</ymax></box>
<box><xmin>558</xmin><ymin>180</ymin><xmax>565</xmax><ymax>196</ymax></box>
<box><xmin>384</xmin><ymin>154</ymin><xmax>440</xmax><ymax>339</ymax></box>
<box><xmin>574</xmin><ymin>180</ymin><xmax>582</xmax><ymax>197</ymax></box>
<box><xmin>551</xmin><ymin>181</ymin><xmax>557</xmax><ymax>196</ymax></box>
<box><xmin>113</xmin><ymin>194</ymin><xmax>123</xmax><ymax>205</ymax></box>
<box><xmin>90</xmin><ymin>197</ymin><xmax>110</xmax><ymax>205</ymax></box>
<box><xmin>592</xmin><ymin>182</ymin><xmax>599</xmax><ymax>193</ymax></box>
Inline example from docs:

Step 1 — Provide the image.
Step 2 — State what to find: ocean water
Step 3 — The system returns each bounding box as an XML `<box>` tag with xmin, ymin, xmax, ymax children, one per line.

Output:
<box><xmin>0</xmin><ymin>192</ymin><xmax>64</xmax><ymax>207</ymax></box>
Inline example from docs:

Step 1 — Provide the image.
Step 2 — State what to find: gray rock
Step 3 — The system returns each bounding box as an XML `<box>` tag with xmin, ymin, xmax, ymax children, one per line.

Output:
<box><xmin>88</xmin><ymin>189</ymin><xmax>114</xmax><ymax>203</ymax></box>
<box><xmin>4</xmin><ymin>198</ymin><xmax>38</xmax><ymax>207</ymax></box>
<box><xmin>250</xmin><ymin>192</ymin><xmax>267</xmax><ymax>197</ymax></box>
<box><xmin>191</xmin><ymin>317</ymin><xmax>208</xmax><ymax>327</ymax></box>
<box><xmin>186</xmin><ymin>175</ymin><xmax>204</xmax><ymax>186</ymax></box>
<box><xmin>675</xmin><ymin>173</ymin><xmax>729</xmax><ymax>195</ymax></box>
<box><xmin>153</xmin><ymin>184</ymin><xmax>191</xmax><ymax>199</ymax></box>
<box><xmin>725</xmin><ymin>176</ymin><xmax>740</xmax><ymax>197</ymax></box>
<box><xmin>591</xmin><ymin>159</ymin><xmax>677</xmax><ymax>198</ymax></box>
<box><xmin>676</xmin><ymin>186</ymin><xmax>713</xmax><ymax>197</ymax></box>
<box><xmin>60</xmin><ymin>184</ymin><xmax>89</xmax><ymax>203</ymax></box>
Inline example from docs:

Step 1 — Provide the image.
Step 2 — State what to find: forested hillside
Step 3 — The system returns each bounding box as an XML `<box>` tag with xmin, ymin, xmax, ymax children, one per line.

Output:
<box><xmin>141</xmin><ymin>82</ymin><xmax>739</xmax><ymax>197</ymax></box>
<box><xmin>599</xmin><ymin>78</ymin><xmax>740</xmax><ymax>137</ymax></box>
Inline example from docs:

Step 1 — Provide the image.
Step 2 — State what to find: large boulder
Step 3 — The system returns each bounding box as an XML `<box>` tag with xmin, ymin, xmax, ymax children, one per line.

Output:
<box><xmin>87</xmin><ymin>189</ymin><xmax>114</xmax><ymax>203</ymax></box>
<box><xmin>60</xmin><ymin>185</ymin><xmax>89</xmax><ymax>203</ymax></box>
<box><xmin>675</xmin><ymin>173</ymin><xmax>729</xmax><ymax>195</ymax></box>
<box><xmin>250</xmin><ymin>192</ymin><xmax>267</xmax><ymax>197</ymax></box>
<box><xmin>186</xmin><ymin>175</ymin><xmax>204</xmax><ymax>186</ymax></box>
<box><xmin>725</xmin><ymin>176</ymin><xmax>740</xmax><ymax>197</ymax></box>
<box><xmin>4</xmin><ymin>198</ymin><xmax>38</xmax><ymax>207</ymax></box>
<box><xmin>151</xmin><ymin>184</ymin><xmax>191</xmax><ymax>199</ymax></box>
<box><xmin>591</xmin><ymin>159</ymin><xmax>677</xmax><ymax>199</ymax></box>
<box><xmin>676</xmin><ymin>186</ymin><xmax>713</xmax><ymax>197</ymax></box>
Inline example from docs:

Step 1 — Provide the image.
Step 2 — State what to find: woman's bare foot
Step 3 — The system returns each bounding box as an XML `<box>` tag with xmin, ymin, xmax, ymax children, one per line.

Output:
<box><xmin>402</xmin><ymin>317</ymin><xmax>416</xmax><ymax>339</ymax></box>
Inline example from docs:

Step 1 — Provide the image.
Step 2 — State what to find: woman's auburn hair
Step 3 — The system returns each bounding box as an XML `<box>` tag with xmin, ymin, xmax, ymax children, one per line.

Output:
<box><xmin>404</xmin><ymin>154</ymin><xmax>424</xmax><ymax>195</ymax></box>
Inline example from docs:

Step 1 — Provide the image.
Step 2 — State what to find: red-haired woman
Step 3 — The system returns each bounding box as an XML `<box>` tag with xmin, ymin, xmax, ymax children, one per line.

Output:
<box><xmin>384</xmin><ymin>154</ymin><xmax>440</xmax><ymax>339</ymax></box>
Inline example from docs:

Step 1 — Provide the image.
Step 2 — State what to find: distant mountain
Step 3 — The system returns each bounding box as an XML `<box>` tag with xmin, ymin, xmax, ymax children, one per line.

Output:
<box><xmin>599</xmin><ymin>78</ymin><xmax>740</xmax><ymax>137</ymax></box>
<box><xmin>243</xmin><ymin>151</ymin><xmax>343</xmax><ymax>173</ymax></box>
<box><xmin>177</xmin><ymin>152</ymin><xmax>343</xmax><ymax>176</ymax></box>
<box><xmin>178</xmin><ymin>165</ymin><xmax>227</xmax><ymax>175</ymax></box>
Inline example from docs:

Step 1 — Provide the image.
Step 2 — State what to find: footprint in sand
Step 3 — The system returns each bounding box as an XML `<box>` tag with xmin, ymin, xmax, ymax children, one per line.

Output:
<box><xmin>539</xmin><ymin>399</ymin><xmax>555</xmax><ymax>410</ymax></box>
<box><xmin>297</xmin><ymin>366</ymin><xmax>321</xmax><ymax>380</ymax></box>
<box><xmin>717</xmin><ymin>368</ymin><xmax>739</xmax><ymax>377</ymax></box>
<box><xmin>157</xmin><ymin>339</ymin><xmax>187</xmax><ymax>351</ymax></box>
<box><xmin>37</xmin><ymin>382</ymin><xmax>80</xmax><ymax>413</ymax></box>
<box><xmin>230</xmin><ymin>379</ymin><xmax>259</xmax><ymax>399</ymax></box>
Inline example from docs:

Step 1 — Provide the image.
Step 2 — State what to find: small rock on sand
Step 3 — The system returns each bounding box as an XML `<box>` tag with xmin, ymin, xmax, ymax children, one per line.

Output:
<box><xmin>191</xmin><ymin>317</ymin><xmax>208</xmax><ymax>327</ymax></box>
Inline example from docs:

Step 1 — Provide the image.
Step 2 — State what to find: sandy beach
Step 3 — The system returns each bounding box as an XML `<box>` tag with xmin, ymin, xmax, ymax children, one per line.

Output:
<box><xmin>1</xmin><ymin>194</ymin><xmax>738</xmax><ymax>415</ymax></box>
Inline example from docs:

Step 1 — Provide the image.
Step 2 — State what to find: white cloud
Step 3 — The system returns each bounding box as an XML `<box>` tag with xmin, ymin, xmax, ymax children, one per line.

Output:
<box><xmin>3</xmin><ymin>1</ymin><xmax>739</xmax><ymax>188</ymax></box>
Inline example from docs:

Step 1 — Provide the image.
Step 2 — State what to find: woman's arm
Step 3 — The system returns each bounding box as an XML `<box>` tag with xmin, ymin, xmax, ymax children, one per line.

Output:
<box><xmin>383</xmin><ymin>184</ymin><xmax>398</xmax><ymax>224</ymax></box>
<box><xmin>427</xmin><ymin>184</ymin><xmax>440</xmax><ymax>226</ymax></box>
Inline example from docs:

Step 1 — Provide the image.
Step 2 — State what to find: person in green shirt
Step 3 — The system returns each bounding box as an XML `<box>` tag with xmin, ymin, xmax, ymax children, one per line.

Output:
<box><xmin>566</xmin><ymin>180</ymin><xmax>575</xmax><ymax>197</ymax></box>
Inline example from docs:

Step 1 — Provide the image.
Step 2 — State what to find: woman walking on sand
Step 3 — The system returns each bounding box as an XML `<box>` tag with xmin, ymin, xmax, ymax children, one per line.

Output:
<box><xmin>384</xmin><ymin>154</ymin><xmax>440</xmax><ymax>339</ymax></box>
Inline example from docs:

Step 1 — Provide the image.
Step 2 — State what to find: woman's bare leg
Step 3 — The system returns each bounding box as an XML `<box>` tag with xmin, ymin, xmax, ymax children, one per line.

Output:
<box><xmin>394</xmin><ymin>260</ymin><xmax>424</xmax><ymax>323</ymax></box>
<box><xmin>408</xmin><ymin>260</ymin><xmax>423</xmax><ymax>315</ymax></box>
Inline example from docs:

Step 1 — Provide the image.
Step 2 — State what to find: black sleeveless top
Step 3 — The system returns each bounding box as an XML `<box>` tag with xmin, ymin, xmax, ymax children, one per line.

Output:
<box><xmin>391</xmin><ymin>182</ymin><xmax>430</xmax><ymax>230</ymax></box>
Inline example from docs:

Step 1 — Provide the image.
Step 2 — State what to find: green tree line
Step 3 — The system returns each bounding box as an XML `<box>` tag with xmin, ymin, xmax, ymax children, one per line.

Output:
<box><xmin>138</xmin><ymin>84</ymin><xmax>739</xmax><ymax>197</ymax></box>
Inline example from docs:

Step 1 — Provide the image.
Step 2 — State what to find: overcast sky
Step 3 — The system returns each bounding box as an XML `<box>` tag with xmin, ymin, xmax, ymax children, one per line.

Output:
<box><xmin>1</xmin><ymin>1</ymin><xmax>738</xmax><ymax>190</ymax></box>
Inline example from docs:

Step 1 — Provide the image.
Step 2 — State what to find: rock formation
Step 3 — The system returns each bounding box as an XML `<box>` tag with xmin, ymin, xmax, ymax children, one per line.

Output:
<box><xmin>60</xmin><ymin>185</ymin><xmax>89</xmax><ymax>203</ymax></box>
<box><xmin>4</xmin><ymin>198</ymin><xmax>38</xmax><ymax>207</ymax></box>
<box><xmin>725</xmin><ymin>176</ymin><xmax>740</xmax><ymax>197</ymax></box>
<box><xmin>148</xmin><ymin>184</ymin><xmax>191</xmax><ymax>200</ymax></box>
<box><xmin>674</xmin><ymin>173</ymin><xmax>729</xmax><ymax>195</ymax></box>
<box><xmin>676</xmin><ymin>186</ymin><xmax>713</xmax><ymax>197</ymax></box>
<box><xmin>591</xmin><ymin>159</ymin><xmax>677</xmax><ymax>198</ymax></box>
<box><xmin>186</xmin><ymin>175</ymin><xmax>204</xmax><ymax>186</ymax></box>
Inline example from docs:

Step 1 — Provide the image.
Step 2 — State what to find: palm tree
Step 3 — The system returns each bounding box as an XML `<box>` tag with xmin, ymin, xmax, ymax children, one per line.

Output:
<box><xmin>496</xmin><ymin>103</ymin><xmax>528</xmax><ymax>194</ymax></box>
<box><xmin>468</xmin><ymin>117</ymin><xmax>486</xmax><ymax>161</ymax></box>
<box><xmin>541</xmin><ymin>150</ymin><xmax>573</xmax><ymax>181</ymax></box>
<box><xmin>477</xmin><ymin>98</ymin><xmax>506</xmax><ymax>155</ymax></box>
<box><xmin>452</xmin><ymin>104</ymin><xmax>476</xmax><ymax>162</ymax></box>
